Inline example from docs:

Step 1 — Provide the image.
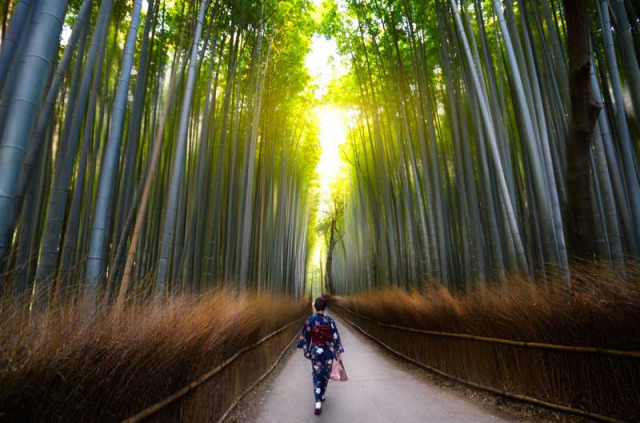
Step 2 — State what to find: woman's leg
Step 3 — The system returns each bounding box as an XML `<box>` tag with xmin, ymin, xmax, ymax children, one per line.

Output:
<box><xmin>319</xmin><ymin>356</ymin><xmax>333</xmax><ymax>399</ymax></box>
<box><xmin>311</xmin><ymin>346</ymin><xmax>328</xmax><ymax>403</ymax></box>
<box><xmin>312</xmin><ymin>361</ymin><xmax>326</xmax><ymax>402</ymax></box>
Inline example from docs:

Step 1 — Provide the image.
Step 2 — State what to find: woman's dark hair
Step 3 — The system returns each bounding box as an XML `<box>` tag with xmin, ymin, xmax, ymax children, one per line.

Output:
<box><xmin>314</xmin><ymin>296</ymin><xmax>328</xmax><ymax>311</ymax></box>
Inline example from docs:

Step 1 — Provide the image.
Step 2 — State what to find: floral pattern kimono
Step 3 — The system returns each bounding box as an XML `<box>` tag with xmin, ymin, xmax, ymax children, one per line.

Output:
<box><xmin>297</xmin><ymin>312</ymin><xmax>345</xmax><ymax>403</ymax></box>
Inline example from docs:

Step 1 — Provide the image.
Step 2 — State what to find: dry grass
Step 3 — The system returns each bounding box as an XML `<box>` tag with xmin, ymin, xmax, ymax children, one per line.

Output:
<box><xmin>335</xmin><ymin>263</ymin><xmax>640</xmax><ymax>350</ymax></box>
<box><xmin>0</xmin><ymin>289</ymin><xmax>307</xmax><ymax>422</ymax></box>
<box><xmin>332</xmin><ymin>263</ymin><xmax>640</xmax><ymax>421</ymax></box>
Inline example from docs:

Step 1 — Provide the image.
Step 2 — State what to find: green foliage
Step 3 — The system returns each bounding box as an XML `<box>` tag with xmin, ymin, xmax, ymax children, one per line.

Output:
<box><xmin>0</xmin><ymin>0</ymin><xmax>323</xmax><ymax>301</ymax></box>
<box><xmin>320</xmin><ymin>0</ymin><xmax>640</xmax><ymax>295</ymax></box>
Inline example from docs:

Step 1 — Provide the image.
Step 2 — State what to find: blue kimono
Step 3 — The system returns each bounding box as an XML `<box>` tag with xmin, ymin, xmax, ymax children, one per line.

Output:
<box><xmin>297</xmin><ymin>312</ymin><xmax>345</xmax><ymax>403</ymax></box>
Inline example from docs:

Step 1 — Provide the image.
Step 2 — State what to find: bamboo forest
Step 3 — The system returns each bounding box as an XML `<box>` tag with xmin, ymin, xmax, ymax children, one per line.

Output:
<box><xmin>0</xmin><ymin>0</ymin><xmax>639</xmax><ymax>422</ymax></box>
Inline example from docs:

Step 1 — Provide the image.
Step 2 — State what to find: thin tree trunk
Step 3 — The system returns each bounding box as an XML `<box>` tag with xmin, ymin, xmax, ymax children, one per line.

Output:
<box><xmin>564</xmin><ymin>0</ymin><xmax>601</xmax><ymax>259</ymax></box>
<box><xmin>156</xmin><ymin>0</ymin><xmax>210</xmax><ymax>293</ymax></box>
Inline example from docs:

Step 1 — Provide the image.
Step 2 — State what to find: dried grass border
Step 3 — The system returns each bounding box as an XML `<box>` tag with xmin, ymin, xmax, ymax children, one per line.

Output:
<box><xmin>336</xmin><ymin>309</ymin><xmax>628</xmax><ymax>423</ymax></box>
<box><xmin>0</xmin><ymin>291</ymin><xmax>310</xmax><ymax>422</ymax></box>
<box><xmin>337</xmin><ymin>304</ymin><xmax>640</xmax><ymax>358</ymax></box>
<box><xmin>122</xmin><ymin>318</ymin><xmax>303</xmax><ymax>423</ymax></box>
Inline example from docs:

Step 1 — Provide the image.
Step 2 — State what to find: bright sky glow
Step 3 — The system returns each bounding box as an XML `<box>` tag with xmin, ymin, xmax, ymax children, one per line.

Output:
<box><xmin>304</xmin><ymin>5</ymin><xmax>351</xmax><ymax>292</ymax></box>
<box><xmin>315</xmin><ymin>105</ymin><xmax>347</xmax><ymax>208</ymax></box>
<box><xmin>61</xmin><ymin>25</ymin><xmax>71</xmax><ymax>45</ymax></box>
<box><xmin>309</xmin><ymin>105</ymin><xmax>348</xmax><ymax>295</ymax></box>
<box><xmin>305</xmin><ymin>34</ymin><xmax>349</xmax><ymax>214</ymax></box>
<box><xmin>305</xmin><ymin>36</ymin><xmax>348</xmax><ymax>100</ymax></box>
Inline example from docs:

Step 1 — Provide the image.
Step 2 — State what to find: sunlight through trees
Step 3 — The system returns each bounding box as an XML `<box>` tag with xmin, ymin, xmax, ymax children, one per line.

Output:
<box><xmin>0</xmin><ymin>0</ymin><xmax>320</xmax><ymax>305</ymax></box>
<box><xmin>318</xmin><ymin>0</ymin><xmax>640</xmax><ymax>294</ymax></box>
<box><xmin>0</xmin><ymin>0</ymin><xmax>638</xmax><ymax>304</ymax></box>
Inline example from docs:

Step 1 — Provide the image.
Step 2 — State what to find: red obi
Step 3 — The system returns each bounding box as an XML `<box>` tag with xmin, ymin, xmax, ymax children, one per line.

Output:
<box><xmin>311</xmin><ymin>325</ymin><xmax>332</xmax><ymax>344</ymax></box>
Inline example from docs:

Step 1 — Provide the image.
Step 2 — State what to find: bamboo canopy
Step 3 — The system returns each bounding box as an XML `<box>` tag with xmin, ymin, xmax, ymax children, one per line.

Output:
<box><xmin>327</xmin><ymin>0</ymin><xmax>640</xmax><ymax>294</ymax></box>
<box><xmin>0</xmin><ymin>0</ymin><xmax>638</xmax><ymax>304</ymax></box>
<box><xmin>0</xmin><ymin>0</ymin><xmax>319</xmax><ymax>304</ymax></box>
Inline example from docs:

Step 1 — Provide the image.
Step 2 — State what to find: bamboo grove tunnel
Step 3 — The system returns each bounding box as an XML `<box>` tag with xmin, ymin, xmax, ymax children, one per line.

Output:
<box><xmin>0</xmin><ymin>0</ymin><xmax>639</xmax><ymax>422</ymax></box>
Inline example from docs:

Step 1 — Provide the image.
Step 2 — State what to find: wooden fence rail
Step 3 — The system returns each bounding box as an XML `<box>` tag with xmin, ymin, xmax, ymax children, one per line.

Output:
<box><xmin>121</xmin><ymin>315</ymin><xmax>305</xmax><ymax>423</ymax></box>
<box><xmin>338</xmin><ymin>305</ymin><xmax>640</xmax><ymax>358</ymax></box>
<box><xmin>333</xmin><ymin>304</ymin><xmax>639</xmax><ymax>423</ymax></box>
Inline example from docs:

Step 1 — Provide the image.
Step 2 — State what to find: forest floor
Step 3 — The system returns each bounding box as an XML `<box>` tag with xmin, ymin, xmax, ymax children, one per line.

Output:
<box><xmin>225</xmin><ymin>312</ymin><xmax>597</xmax><ymax>423</ymax></box>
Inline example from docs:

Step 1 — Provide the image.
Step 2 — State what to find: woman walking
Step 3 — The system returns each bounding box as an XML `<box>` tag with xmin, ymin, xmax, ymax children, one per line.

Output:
<box><xmin>297</xmin><ymin>296</ymin><xmax>345</xmax><ymax>415</ymax></box>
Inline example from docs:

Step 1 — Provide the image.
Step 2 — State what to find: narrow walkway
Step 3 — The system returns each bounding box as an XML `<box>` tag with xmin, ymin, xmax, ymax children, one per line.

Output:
<box><xmin>255</xmin><ymin>314</ymin><xmax>517</xmax><ymax>423</ymax></box>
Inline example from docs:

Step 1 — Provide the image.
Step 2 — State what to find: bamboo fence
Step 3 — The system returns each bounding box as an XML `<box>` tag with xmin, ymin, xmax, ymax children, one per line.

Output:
<box><xmin>121</xmin><ymin>315</ymin><xmax>305</xmax><ymax>423</ymax></box>
<box><xmin>333</xmin><ymin>304</ymin><xmax>639</xmax><ymax>423</ymax></box>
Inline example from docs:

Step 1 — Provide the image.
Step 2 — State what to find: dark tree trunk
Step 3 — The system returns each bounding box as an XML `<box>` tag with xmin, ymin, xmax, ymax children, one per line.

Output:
<box><xmin>564</xmin><ymin>0</ymin><xmax>601</xmax><ymax>259</ymax></box>
<box><xmin>325</xmin><ymin>217</ymin><xmax>336</xmax><ymax>294</ymax></box>
<box><xmin>325</xmin><ymin>253</ymin><xmax>334</xmax><ymax>294</ymax></box>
